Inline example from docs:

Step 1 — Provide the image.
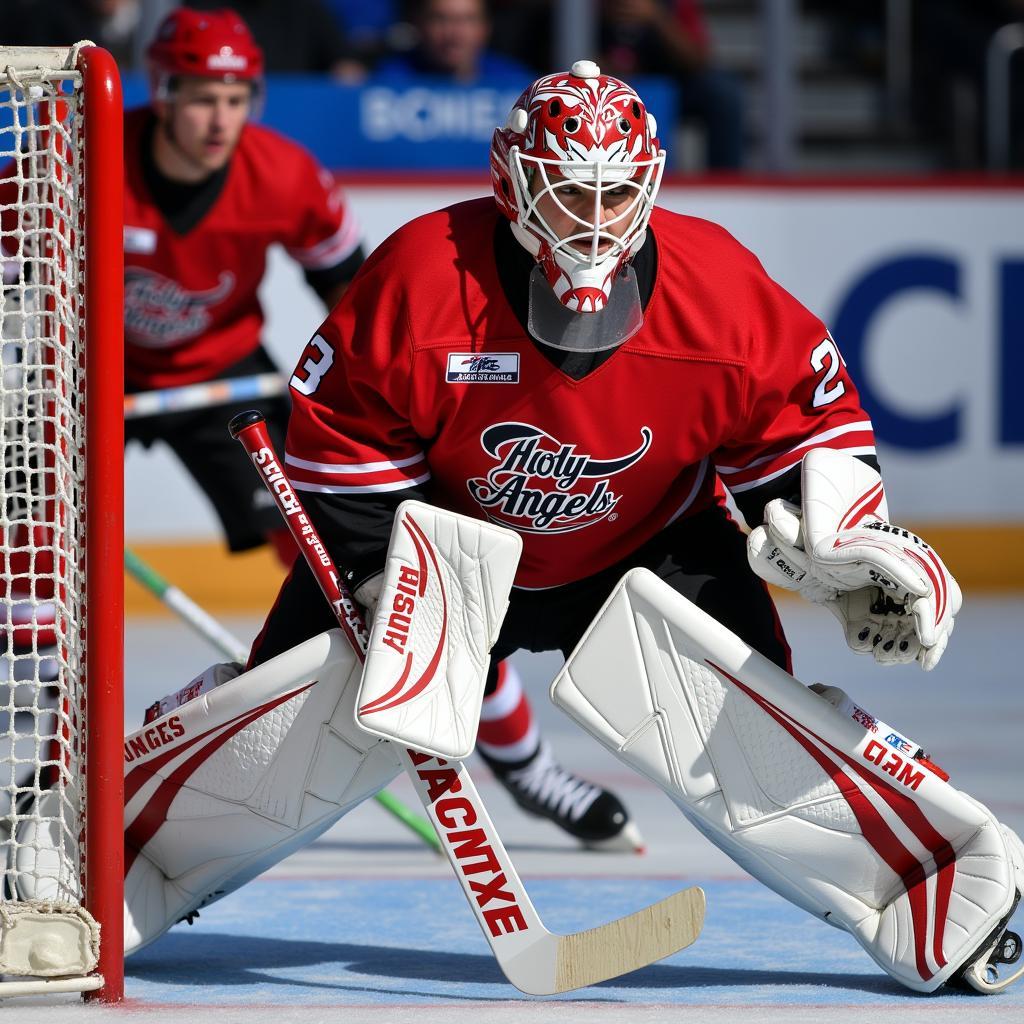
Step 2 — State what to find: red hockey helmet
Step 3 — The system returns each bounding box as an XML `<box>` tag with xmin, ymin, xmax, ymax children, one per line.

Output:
<box><xmin>491</xmin><ymin>60</ymin><xmax>665</xmax><ymax>313</ymax></box>
<box><xmin>147</xmin><ymin>8</ymin><xmax>264</xmax><ymax>97</ymax></box>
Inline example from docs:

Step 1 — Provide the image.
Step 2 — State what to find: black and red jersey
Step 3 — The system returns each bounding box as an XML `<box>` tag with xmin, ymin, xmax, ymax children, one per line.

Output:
<box><xmin>285</xmin><ymin>197</ymin><xmax>875</xmax><ymax>590</ymax></box>
<box><xmin>121</xmin><ymin>108</ymin><xmax>362</xmax><ymax>390</ymax></box>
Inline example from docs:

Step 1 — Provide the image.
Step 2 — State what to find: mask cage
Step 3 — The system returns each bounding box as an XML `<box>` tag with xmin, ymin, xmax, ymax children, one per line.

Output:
<box><xmin>509</xmin><ymin>148</ymin><xmax>665</xmax><ymax>269</ymax></box>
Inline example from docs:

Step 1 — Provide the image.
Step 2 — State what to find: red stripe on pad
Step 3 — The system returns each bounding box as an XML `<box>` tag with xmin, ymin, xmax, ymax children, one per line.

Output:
<box><xmin>839</xmin><ymin>481</ymin><xmax>886</xmax><ymax>530</ymax></box>
<box><xmin>124</xmin><ymin>682</ymin><xmax>316</xmax><ymax>873</ymax></box>
<box><xmin>709</xmin><ymin>661</ymin><xmax>957</xmax><ymax>980</ymax></box>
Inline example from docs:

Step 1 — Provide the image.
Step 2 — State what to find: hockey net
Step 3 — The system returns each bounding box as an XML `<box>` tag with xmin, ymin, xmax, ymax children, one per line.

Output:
<box><xmin>0</xmin><ymin>45</ymin><xmax>123</xmax><ymax>1000</ymax></box>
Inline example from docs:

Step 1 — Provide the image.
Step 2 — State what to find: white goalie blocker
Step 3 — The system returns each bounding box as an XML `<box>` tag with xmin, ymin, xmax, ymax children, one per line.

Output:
<box><xmin>119</xmin><ymin>630</ymin><xmax>401</xmax><ymax>954</ymax></box>
<box><xmin>551</xmin><ymin>569</ymin><xmax>1024</xmax><ymax>994</ymax></box>
<box><xmin>356</xmin><ymin>500</ymin><xmax>522</xmax><ymax>759</ymax></box>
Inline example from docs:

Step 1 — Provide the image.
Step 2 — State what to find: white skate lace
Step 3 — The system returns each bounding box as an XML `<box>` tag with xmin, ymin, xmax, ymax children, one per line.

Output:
<box><xmin>506</xmin><ymin>743</ymin><xmax>602</xmax><ymax>823</ymax></box>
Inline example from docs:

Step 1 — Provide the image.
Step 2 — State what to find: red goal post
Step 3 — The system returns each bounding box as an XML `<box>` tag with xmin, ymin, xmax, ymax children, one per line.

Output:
<box><xmin>0</xmin><ymin>44</ymin><xmax>123</xmax><ymax>1001</ymax></box>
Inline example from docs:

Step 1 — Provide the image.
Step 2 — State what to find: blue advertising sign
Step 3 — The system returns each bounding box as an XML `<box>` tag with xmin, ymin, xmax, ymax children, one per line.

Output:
<box><xmin>119</xmin><ymin>73</ymin><xmax>678</xmax><ymax>171</ymax></box>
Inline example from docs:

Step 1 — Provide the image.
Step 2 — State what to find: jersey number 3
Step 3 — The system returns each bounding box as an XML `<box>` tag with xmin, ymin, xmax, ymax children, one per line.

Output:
<box><xmin>810</xmin><ymin>335</ymin><xmax>846</xmax><ymax>408</ymax></box>
<box><xmin>291</xmin><ymin>334</ymin><xmax>334</xmax><ymax>396</ymax></box>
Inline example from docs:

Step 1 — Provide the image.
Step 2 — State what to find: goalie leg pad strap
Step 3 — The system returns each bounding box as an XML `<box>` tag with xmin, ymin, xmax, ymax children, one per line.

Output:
<box><xmin>551</xmin><ymin>568</ymin><xmax>1023</xmax><ymax>993</ymax></box>
<box><xmin>119</xmin><ymin>629</ymin><xmax>401</xmax><ymax>954</ymax></box>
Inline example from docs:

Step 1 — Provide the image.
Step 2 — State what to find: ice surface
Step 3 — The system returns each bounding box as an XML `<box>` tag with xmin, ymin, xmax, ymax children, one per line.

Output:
<box><xmin>8</xmin><ymin>598</ymin><xmax>1017</xmax><ymax>1023</ymax></box>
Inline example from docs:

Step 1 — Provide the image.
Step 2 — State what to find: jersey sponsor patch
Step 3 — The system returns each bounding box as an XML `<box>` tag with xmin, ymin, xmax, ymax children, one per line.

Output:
<box><xmin>123</xmin><ymin>225</ymin><xmax>157</xmax><ymax>254</ymax></box>
<box><xmin>446</xmin><ymin>352</ymin><xmax>519</xmax><ymax>383</ymax></box>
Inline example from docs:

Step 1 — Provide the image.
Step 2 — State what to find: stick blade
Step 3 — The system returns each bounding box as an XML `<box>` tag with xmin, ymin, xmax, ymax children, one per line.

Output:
<box><xmin>550</xmin><ymin>885</ymin><xmax>705</xmax><ymax>994</ymax></box>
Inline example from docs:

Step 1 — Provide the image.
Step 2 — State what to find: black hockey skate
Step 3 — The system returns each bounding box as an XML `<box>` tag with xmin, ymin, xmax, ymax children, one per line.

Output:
<box><xmin>482</xmin><ymin>741</ymin><xmax>644</xmax><ymax>852</ymax></box>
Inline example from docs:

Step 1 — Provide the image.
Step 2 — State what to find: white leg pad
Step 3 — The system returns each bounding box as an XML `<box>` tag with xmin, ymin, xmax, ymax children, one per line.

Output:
<box><xmin>120</xmin><ymin>629</ymin><xmax>401</xmax><ymax>954</ymax></box>
<box><xmin>551</xmin><ymin>568</ymin><xmax>1024</xmax><ymax>993</ymax></box>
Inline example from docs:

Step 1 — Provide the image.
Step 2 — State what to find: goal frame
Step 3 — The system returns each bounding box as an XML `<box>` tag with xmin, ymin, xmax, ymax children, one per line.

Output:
<box><xmin>82</xmin><ymin>42</ymin><xmax>125</xmax><ymax>1006</ymax></box>
<box><xmin>0</xmin><ymin>43</ymin><xmax>124</xmax><ymax>1002</ymax></box>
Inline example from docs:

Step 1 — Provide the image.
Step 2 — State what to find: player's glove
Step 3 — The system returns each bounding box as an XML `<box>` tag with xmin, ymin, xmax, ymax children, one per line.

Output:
<box><xmin>353</xmin><ymin>571</ymin><xmax>384</xmax><ymax>616</ymax></box>
<box><xmin>747</xmin><ymin>448</ymin><xmax>961</xmax><ymax>671</ymax></box>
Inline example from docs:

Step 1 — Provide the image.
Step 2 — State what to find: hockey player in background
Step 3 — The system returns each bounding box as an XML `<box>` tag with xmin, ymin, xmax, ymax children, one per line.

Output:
<box><xmin>124</xmin><ymin>7</ymin><xmax>365</xmax><ymax>564</ymax></box>
<box><xmin>245</xmin><ymin>60</ymin><xmax>961</xmax><ymax>850</ymax></box>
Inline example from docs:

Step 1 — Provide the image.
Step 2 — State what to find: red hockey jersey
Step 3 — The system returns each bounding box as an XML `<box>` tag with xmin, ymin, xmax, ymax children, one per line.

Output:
<box><xmin>122</xmin><ymin>108</ymin><xmax>361</xmax><ymax>389</ymax></box>
<box><xmin>285</xmin><ymin>198</ymin><xmax>875</xmax><ymax>589</ymax></box>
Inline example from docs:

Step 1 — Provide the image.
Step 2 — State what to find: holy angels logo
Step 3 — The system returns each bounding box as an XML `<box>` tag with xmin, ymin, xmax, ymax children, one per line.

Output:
<box><xmin>467</xmin><ymin>422</ymin><xmax>652</xmax><ymax>533</ymax></box>
<box><xmin>125</xmin><ymin>268</ymin><xmax>236</xmax><ymax>348</ymax></box>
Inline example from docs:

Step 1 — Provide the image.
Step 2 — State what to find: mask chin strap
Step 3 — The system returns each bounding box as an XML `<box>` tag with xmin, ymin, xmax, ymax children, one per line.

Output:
<box><xmin>527</xmin><ymin>264</ymin><xmax>645</xmax><ymax>352</ymax></box>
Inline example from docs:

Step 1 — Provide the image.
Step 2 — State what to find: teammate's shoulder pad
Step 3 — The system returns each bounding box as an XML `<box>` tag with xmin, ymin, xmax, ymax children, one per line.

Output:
<box><xmin>234</xmin><ymin>122</ymin><xmax>326</xmax><ymax>193</ymax></box>
<box><xmin>238</xmin><ymin>120</ymin><xmax>309</xmax><ymax>157</ymax></box>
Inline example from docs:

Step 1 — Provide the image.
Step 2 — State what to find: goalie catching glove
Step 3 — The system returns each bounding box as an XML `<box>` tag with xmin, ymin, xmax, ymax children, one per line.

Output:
<box><xmin>747</xmin><ymin>448</ymin><xmax>961</xmax><ymax>670</ymax></box>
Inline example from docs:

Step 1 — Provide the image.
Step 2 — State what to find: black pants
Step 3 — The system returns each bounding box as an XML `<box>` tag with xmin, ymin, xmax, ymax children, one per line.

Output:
<box><xmin>126</xmin><ymin>348</ymin><xmax>291</xmax><ymax>552</ymax></box>
<box><xmin>250</xmin><ymin>503</ymin><xmax>791</xmax><ymax>682</ymax></box>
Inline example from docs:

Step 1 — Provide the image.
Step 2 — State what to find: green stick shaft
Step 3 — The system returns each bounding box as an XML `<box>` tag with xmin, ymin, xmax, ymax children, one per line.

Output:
<box><xmin>125</xmin><ymin>548</ymin><xmax>249</xmax><ymax>662</ymax></box>
<box><xmin>373</xmin><ymin>790</ymin><xmax>443</xmax><ymax>849</ymax></box>
<box><xmin>124</xmin><ymin>547</ymin><xmax>440</xmax><ymax>852</ymax></box>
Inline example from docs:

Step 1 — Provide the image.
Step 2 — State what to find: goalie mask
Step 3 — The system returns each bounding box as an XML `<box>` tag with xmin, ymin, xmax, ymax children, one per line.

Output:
<box><xmin>491</xmin><ymin>60</ymin><xmax>665</xmax><ymax>332</ymax></box>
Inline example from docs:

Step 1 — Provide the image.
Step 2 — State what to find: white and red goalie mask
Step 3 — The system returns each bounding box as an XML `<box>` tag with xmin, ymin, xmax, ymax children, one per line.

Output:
<box><xmin>491</xmin><ymin>60</ymin><xmax>665</xmax><ymax>313</ymax></box>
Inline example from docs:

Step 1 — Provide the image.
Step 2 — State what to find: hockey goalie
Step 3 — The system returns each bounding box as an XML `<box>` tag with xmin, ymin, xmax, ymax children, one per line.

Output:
<box><xmin>14</xmin><ymin>47</ymin><xmax>1020</xmax><ymax>992</ymax></box>
<box><xmin>107</xmin><ymin>57</ymin><xmax>1022</xmax><ymax>993</ymax></box>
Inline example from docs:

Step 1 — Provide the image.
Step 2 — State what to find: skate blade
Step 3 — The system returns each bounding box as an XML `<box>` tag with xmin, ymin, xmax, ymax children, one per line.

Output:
<box><xmin>962</xmin><ymin>928</ymin><xmax>1024</xmax><ymax>994</ymax></box>
<box><xmin>582</xmin><ymin>821</ymin><xmax>645</xmax><ymax>854</ymax></box>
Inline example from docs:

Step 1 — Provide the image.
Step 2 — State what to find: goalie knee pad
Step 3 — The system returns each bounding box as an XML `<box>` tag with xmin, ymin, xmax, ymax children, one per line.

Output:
<box><xmin>119</xmin><ymin>629</ymin><xmax>401</xmax><ymax>954</ymax></box>
<box><xmin>552</xmin><ymin>569</ymin><xmax>1024</xmax><ymax>994</ymax></box>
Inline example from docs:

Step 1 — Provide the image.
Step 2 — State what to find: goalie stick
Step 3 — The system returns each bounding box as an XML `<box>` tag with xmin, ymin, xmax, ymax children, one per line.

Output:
<box><xmin>229</xmin><ymin>409</ymin><xmax>705</xmax><ymax>995</ymax></box>
<box><xmin>122</xmin><ymin>547</ymin><xmax>440</xmax><ymax>853</ymax></box>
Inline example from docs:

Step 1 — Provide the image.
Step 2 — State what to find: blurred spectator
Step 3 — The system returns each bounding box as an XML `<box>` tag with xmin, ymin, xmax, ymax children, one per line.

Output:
<box><xmin>188</xmin><ymin>0</ymin><xmax>359</xmax><ymax>79</ymax></box>
<box><xmin>489</xmin><ymin>0</ymin><xmax>551</xmax><ymax>73</ymax></box>
<box><xmin>0</xmin><ymin>2</ymin><xmax>41</xmax><ymax>47</ymax></box>
<box><xmin>810</xmin><ymin>0</ymin><xmax>886</xmax><ymax>76</ymax></box>
<box><xmin>484</xmin><ymin>0</ymin><xmax>744</xmax><ymax>171</ymax></box>
<box><xmin>374</xmin><ymin>0</ymin><xmax>532</xmax><ymax>84</ymax></box>
<box><xmin>1</xmin><ymin>0</ymin><xmax>144</xmax><ymax>69</ymax></box>
<box><xmin>914</xmin><ymin>0</ymin><xmax>1024</xmax><ymax>168</ymax></box>
<box><xmin>599</xmin><ymin>0</ymin><xmax>744</xmax><ymax>170</ymax></box>
<box><xmin>325</xmin><ymin>0</ymin><xmax>407</xmax><ymax>69</ymax></box>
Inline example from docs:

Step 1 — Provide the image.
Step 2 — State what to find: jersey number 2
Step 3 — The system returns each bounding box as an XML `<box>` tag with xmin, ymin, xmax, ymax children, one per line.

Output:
<box><xmin>810</xmin><ymin>335</ymin><xmax>846</xmax><ymax>408</ymax></box>
<box><xmin>291</xmin><ymin>334</ymin><xmax>334</xmax><ymax>396</ymax></box>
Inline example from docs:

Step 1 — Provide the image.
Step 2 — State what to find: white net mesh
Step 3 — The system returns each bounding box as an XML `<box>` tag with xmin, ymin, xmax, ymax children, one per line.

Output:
<box><xmin>0</xmin><ymin>57</ymin><xmax>88</xmax><ymax>923</ymax></box>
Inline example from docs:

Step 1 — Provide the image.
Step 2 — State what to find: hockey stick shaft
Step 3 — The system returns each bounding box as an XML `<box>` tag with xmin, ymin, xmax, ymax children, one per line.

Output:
<box><xmin>123</xmin><ymin>545</ymin><xmax>441</xmax><ymax>853</ymax></box>
<box><xmin>229</xmin><ymin>409</ymin><xmax>705</xmax><ymax>994</ymax></box>
<box><xmin>124</xmin><ymin>372</ymin><xmax>285</xmax><ymax>420</ymax></box>
<box><xmin>124</xmin><ymin>547</ymin><xmax>250</xmax><ymax>662</ymax></box>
